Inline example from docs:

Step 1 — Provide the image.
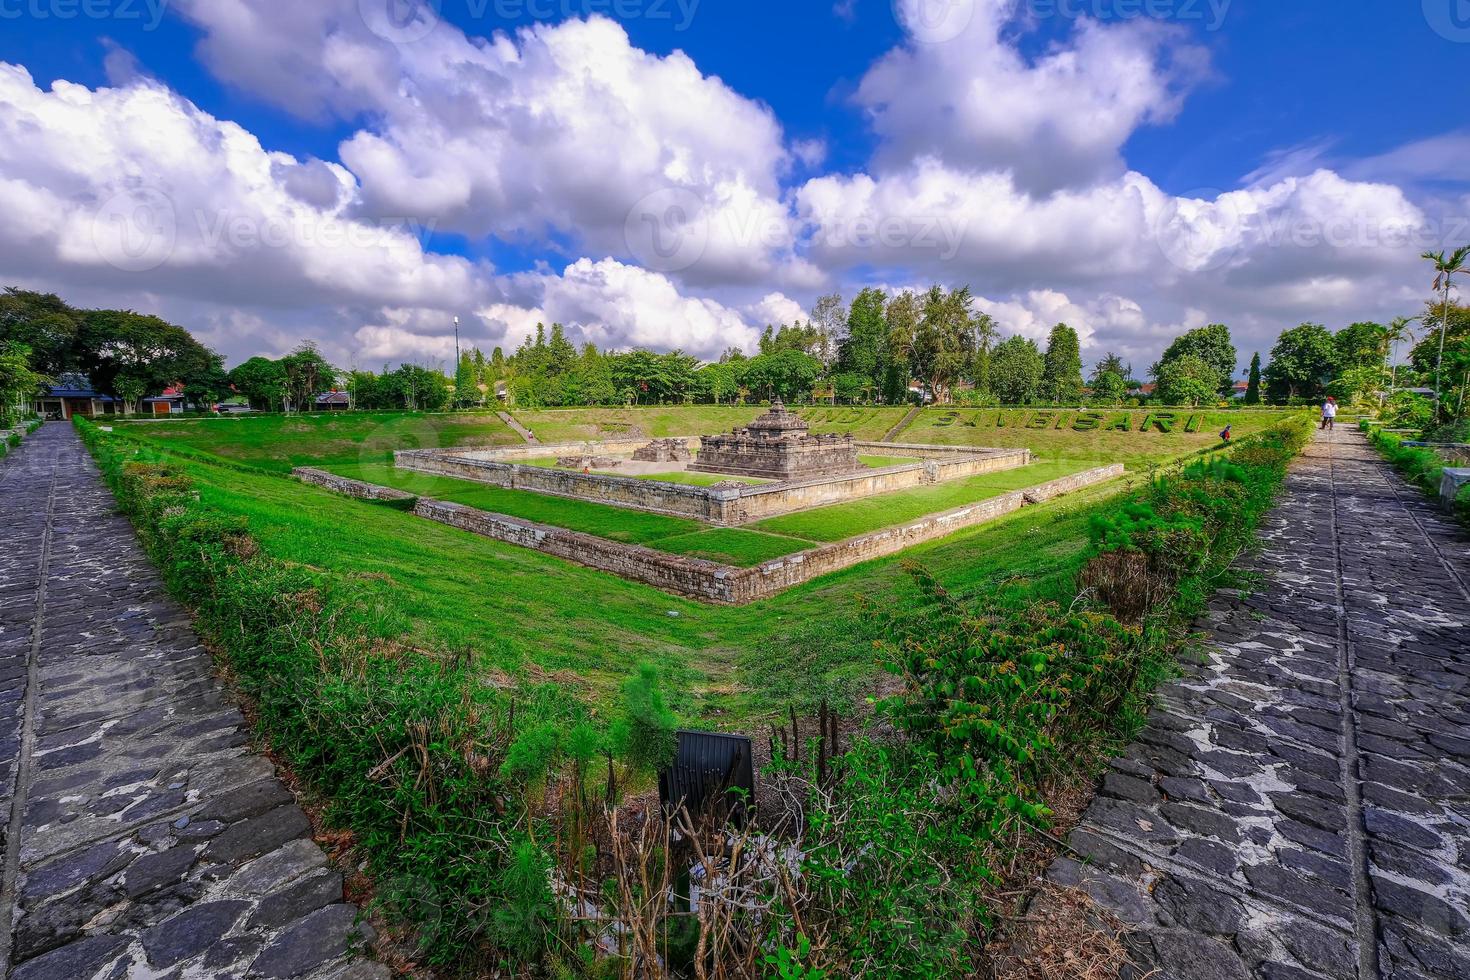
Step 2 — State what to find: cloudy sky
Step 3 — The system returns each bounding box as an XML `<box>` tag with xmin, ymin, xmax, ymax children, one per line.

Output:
<box><xmin>2</xmin><ymin>0</ymin><xmax>1467</xmax><ymax>375</ymax></box>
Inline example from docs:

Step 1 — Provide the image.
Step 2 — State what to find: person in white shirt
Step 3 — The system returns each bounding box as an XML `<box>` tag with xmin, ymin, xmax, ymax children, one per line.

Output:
<box><xmin>1321</xmin><ymin>397</ymin><xmax>1338</xmax><ymax>431</ymax></box>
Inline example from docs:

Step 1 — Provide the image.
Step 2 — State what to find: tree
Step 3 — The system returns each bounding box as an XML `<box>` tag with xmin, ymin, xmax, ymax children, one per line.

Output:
<box><xmin>76</xmin><ymin>309</ymin><xmax>224</xmax><ymax>402</ymax></box>
<box><xmin>883</xmin><ymin>291</ymin><xmax>921</xmax><ymax>403</ymax></box>
<box><xmin>1423</xmin><ymin>246</ymin><xmax>1470</xmax><ymax>419</ymax></box>
<box><xmin>838</xmin><ymin>287</ymin><xmax>888</xmax><ymax>390</ymax></box>
<box><xmin>1264</xmin><ymin>323</ymin><xmax>1337</xmax><ymax>403</ymax></box>
<box><xmin>1090</xmin><ymin>353</ymin><xmax>1131</xmax><ymax>383</ymax></box>
<box><xmin>1090</xmin><ymin>370</ymin><xmax>1128</xmax><ymax>405</ymax></box>
<box><xmin>1039</xmin><ymin>323</ymin><xmax>1083</xmax><ymax>404</ymax></box>
<box><xmin>738</xmin><ymin>350</ymin><xmax>820</xmax><ymax>402</ymax></box>
<box><xmin>694</xmin><ymin>361</ymin><xmax>741</xmax><ymax>405</ymax></box>
<box><xmin>0</xmin><ymin>289</ymin><xmax>81</xmax><ymax>377</ymax></box>
<box><xmin>279</xmin><ymin>343</ymin><xmax>336</xmax><ymax>413</ymax></box>
<box><xmin>453</xmin><ymin>352</ymin><xmax>476</xmax><ymax>408</ymax></box>
<box><xmin>989</xmin><ymin>335</ymin><xmax>1044</xmax><ymax>405</ymax></box>
<box><xmin>0</xmin><ymin>342</ymin><xmax>49</xmax><ymax>425</ymax></box>
<box><xmin>912</xmin><ymin>286</ymin><xmax>978</xmax><ymax>403</ymax></box>
<box><xmin>229</xmin><ymin>356</ymin><xmax>286</xmax><ymax>411</ymax></box>
<box><xmin>1155</xmin><ymin>324</ymin><xmax>1237</xmax><ymax>396</ymax></box>
<box><xmin>1244</xmin><ymin>353</ymin><xmax>1262</xmax><ymax>405</ymax></box>
<box><xmin>810</xmin><ymin>293</ymin><xmax>845</xmax><ymax>371</ymax></box>
<box><xmin>1155</xmin><ymin>354</ymin><xmax>1218</xmax><ymax>406</ymax></box>
<box><xmin>1334</xmin><ymin>321</ymin><xmax>1388</xmax><ymax>374</ymax></box>
<box><xmin>1385</xmin><ymin>316</ymin><xmax>1418</xmax><ymax>391</ymax></box>
<box><xmin>114</xmin><ymin>374</ymin><xmax>148</xmax><ymax>416</ymax></box>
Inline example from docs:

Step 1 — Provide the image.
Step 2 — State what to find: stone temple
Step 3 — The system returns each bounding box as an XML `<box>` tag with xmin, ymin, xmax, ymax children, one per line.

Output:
<box><xmin>692</xmin><ymin>400</ymin><xmax>859</xmax><ymax>480</ymax></box>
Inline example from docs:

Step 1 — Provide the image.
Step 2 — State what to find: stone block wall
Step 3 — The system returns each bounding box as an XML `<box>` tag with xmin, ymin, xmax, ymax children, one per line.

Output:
<box><xmin>381</xmin><ymin>462</ymin><xmax>1126</xmax><ymax>603</ymax></box>
<box><xmin>395</xmin><ymin>443</ymin><xmax>1031</xmax><ymax>526</ymax></box>
<box><xmin>293</xmin><ymin>467</ymin><xmax>416</xmax><ymax>502</ymax></box>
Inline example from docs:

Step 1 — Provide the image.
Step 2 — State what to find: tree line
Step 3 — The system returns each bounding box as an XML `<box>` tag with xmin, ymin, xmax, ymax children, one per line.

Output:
<box><xmin>3</xmin><ymin>283</ymin><xmax>1467</xmax><ymax>424</ymax></box>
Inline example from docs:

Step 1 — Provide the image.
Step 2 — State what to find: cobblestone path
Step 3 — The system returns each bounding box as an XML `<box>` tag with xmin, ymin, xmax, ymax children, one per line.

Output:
<box><xmin>1047</xmin><ymin>427</ymin><xmax>1470</xmax><ymax>979</ymax></box>
<box><xmin>0</xmin><ymin>425</ymin><xmax>385</xmax><ymax>980</ymax></box>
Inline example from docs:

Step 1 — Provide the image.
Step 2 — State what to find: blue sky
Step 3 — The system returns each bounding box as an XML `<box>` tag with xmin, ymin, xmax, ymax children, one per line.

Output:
<box><xmin>0</xmin><ymin>0</ymin><xmax>1466</xmax><ymax>370</ymax></box>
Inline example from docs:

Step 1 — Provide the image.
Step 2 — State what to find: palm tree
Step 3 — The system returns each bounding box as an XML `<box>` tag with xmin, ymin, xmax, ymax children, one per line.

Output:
<box><xmin>1384</xmin><ymin>315</ymin><xmax>1419</xmax><ymax>392</ymax></box>
<box><xmin>1423</xmin><ymin>246</ymin><xmax>1470</xmax><ymax>420</ymax></box>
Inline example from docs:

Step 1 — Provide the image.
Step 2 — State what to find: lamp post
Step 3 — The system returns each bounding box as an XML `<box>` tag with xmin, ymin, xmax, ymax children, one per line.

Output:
<box><xmin>453</xmin><ymin>315</ymin><xmax>460</xmax><ymax>365</ymax></box>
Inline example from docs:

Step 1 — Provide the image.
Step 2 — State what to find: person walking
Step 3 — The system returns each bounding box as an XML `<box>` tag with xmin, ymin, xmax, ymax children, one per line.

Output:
<box><xmin>1320</xmin><ymin>396</ymin><xmax>1338</xmax><ymax>431</ymax></box>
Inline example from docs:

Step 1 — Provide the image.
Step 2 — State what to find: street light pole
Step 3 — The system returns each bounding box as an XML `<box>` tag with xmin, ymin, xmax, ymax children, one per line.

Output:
<box><xmin>454</xmin><ymin>315</ymin><xmax>461</xmax><ymax>366</ymax></box>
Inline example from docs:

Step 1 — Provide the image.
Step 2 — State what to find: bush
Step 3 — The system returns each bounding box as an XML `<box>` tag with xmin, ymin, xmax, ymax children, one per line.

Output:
<box><xmin>74</xmin><ymin>418</ymin><xmax>564</xmax><ymax>972</ymax></box>
<box><xmin>1367</xmin><ymin>428</ymin><xmax>1444</xmax><ymax>496</ymax></box>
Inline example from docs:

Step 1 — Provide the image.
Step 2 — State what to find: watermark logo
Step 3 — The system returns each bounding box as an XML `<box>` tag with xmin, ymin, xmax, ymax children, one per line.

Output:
<box><xmin>0</xmin><ymin>0</ymin><xmax>169</xmax><ymax>30</ymax></box>
<box><xmin>1027</xmin><ymin>0</ymin><xmax>1231</xmax><ymax>30</ymax></box>
<box><xmin>624</xmin><ymin>187</ymin><xmax>709</xmax><ymax>274</ymax></box>
<box><xmin>1153</xmin><ymin>189</ymin><xmax>1243</xmax><ymax>273</ymax></box>
<box><xmin>1423</xmin><ymin>0</ymin><xmax>1470</xmax><ymax>41</ymax></box>
<box><xmin>359</xmin><ymin>0</ymin><xmax>442</xmax><ymax>44</ymax></box>
<box><xmin>894</xmin><ymin>0</ymin><xmax>976</xmax><ymax>44</ymax></box>
<box><xmin>91</xmin><ymin>187</ymin><xmax>177</xmax><ymax>273</ymax></box>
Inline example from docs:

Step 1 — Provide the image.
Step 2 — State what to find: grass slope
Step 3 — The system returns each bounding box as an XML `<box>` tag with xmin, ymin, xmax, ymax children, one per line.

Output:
<box><xmin>513</xmin><ymin>406</ymin><xmax>909</xmax><ymax>443</ymax></box>
<box><xmin>137</xmin><ymin>440</ymin><xmax>1127</xmax><ymax>721</ymax></box>
<box><xmin>750</xmin><ymin>460</ymin><xmax>1102</xmax><ymax>541</ymax></box>
<box><xmin>893</xmin><ymin>408</ymin><xmax>1300</xmax><ymax>467</ymax></box>
<box><xmin>111</xmin><ymin>411</ymin><xmax>522</xmax><ymax>473</ymax></box>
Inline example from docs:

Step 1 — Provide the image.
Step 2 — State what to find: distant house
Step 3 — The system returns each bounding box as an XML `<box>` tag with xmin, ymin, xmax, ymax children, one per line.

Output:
<box><xmin>1231</xmin><ymin>380</ymin><xmax>1251</xmax><ymax>399</ymax></box>
<box><xmin>1131</xmin><ymin>382</ymin><xmax>1157</xmax><ymax>397</ymax></box>
<box><xmin>315</xmin><ymin>391</ymin><xmax>351</xmax><ymax>411</ymax></box>
<box><xmin>143</xmin><ymin>385</ymin><xmax>189</xmax><ymax>416</ymax></box>
<box><xmin>31</xmin><ymin>374</ymin><xmax>120</xmax><ymax>420</ymax></box>
<box><xmin>215</xmin><ymin>395</ymin><xmax>254</xmax><ymax>414</ymax></box>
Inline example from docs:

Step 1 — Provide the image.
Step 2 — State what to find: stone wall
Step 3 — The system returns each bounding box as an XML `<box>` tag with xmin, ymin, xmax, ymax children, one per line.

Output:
<box><xmin>375</xmin><ymin>462</ymin><xmax>1126</xmax><ymax>603</ymax></box>
<box><xmin>395</xmin><ymin>443</ymin><xmax>1031</xmax><ymax>525</ymax></box>
<box><xmin>293</xmin><ymin>467</ymin><xmax>417</xmax><ymax>502</ymax></box>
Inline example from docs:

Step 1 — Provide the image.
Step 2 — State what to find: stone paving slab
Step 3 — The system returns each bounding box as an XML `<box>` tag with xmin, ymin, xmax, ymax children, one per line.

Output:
<box><xmin>1046</xmin><ymin>427</ymin><xmax>1470</xmax><ymax>979</ymax></box>
<box><xmin>0</xmin><ymin>425</ymin><xmax>387</xmax><ymax>980</ymax></box>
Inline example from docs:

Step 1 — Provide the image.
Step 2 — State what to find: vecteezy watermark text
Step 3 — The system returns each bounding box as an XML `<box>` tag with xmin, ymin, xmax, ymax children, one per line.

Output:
<box><xmin>357</xmin><ymin>0</ymin><xmax>700</xmax><ymax>44</ymax></box>
<box><xmin>0</xmin><ymin>0</ymin><xmax>167</xmax><ymax>28</ymax></box>
<box><xmin>1028</xmin><ymin>0</ymin><xmax>1230</xmax><ymax>30</ymax></box>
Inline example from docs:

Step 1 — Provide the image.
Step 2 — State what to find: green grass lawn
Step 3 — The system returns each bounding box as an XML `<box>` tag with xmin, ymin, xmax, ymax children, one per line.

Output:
<box><xmin>327</xmin><ymin>462</ymin><xmax>809</xmax><ymax>566</ymax></box>
<box><xmin>892</xmin><ymin>408</ymin><xmax>1301</xmax><ymax>468</ymax></box>
<box><xmin>110</xmin><ymin>411</ymin><xmax>522</xmax><ymax>473</ymax></box>
<box><xmin>512</xmin><ymin>406</ymin><xmax>909</xmax><ymax>442</ymax></box>
<box><xmin>749</xmin><ymin>460</ymin><xmax>1106</xmax><ymax>541</ymax></box>
<box><xmin>859</xmin><ymin>455</ymin><xmax>919</xmax><ymax>469</ymax></box>
<box><xmin>119</xmin><ymin>434</ymin><xmax>1128</xmax><ymax>722</ymax></box>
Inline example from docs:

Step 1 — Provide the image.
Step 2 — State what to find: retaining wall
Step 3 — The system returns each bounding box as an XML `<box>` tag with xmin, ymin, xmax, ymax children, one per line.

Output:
<box><xmin>293</xmin><ymin>467</ymin><xmax>417</xmax><ymax>502</ymax></box>
<box><xmin>394</xmin><ymin>441</ymin><xmax>1031</xmax><ymax>525</ymax></box>
<box><xmin>307</xmin><ymin>463</ymin><xmax>1124</xmax><ymax>603</ymax></box>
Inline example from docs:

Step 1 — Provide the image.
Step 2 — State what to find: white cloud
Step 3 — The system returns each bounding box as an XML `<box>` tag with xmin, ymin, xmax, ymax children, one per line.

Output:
<box><xmin>0</xmin><ymin>65</ymin><xmax>785</xmax><ymax>366</ymax></box>
<box><xmin>172</xmin><ymin>3</ymin><xmax>809</xmax><ymax>287</ymax></box>
<box><xmin>859</xmin><ymin>0</ymin><xmax>1209</xmax><ymax>193</ymax></box>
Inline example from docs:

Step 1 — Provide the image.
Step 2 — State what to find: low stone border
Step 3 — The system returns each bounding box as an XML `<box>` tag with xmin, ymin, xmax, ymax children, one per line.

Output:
<box><xmin>293</xmin><ymin>467</ymin><xmax>416</xmax><ymax>502</ymax></box>
<box><xmin>394</xmin><ymin>438</ymin><xmax>1030</xmax><ymax>526</ymax></box>
<box><xmin>296</xmin><ymin>464</ymin><xmax>1124</xmax><ymax>603</ymax></box>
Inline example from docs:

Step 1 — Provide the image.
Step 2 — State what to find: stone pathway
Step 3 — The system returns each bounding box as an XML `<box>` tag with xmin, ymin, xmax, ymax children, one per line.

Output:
<box><xmin>497</xmin><ymin>410</ymin><xmax>539</xmax><ymax>444</ymax></box>
<box><xmin>0</xmin><ymin>425</ymin><xmax>386</xmax><ymax>980</ymax></box>
<box><xmin>1047</xmin><ymin>426</ymin><xmax>1470</xmax><ymax>979</ymax></box>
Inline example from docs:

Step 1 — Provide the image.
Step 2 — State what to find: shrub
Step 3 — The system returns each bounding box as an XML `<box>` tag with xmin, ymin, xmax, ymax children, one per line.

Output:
<box><xmin>611</xmin><ymin>662</ymin><xmax>678</xmax><ymax>775</ymax></box>
<box><xmin>73</xmin><ymin>418</ymin><xmax>564</xmax><ymax>972</ymax></box>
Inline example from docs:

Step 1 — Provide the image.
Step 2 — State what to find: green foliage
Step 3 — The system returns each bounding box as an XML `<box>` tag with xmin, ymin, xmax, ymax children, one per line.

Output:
<box><xmin>1090</xmin><ymin>369</ymin><xmax>1128</xmax><ymax>405</ymax></box>
<box><xmin>1367</xmin><ymin>428</ymin><xmax>1446</xmax><ymax>497</ymax></box>
<box><xmin>1154</xmin><ymin>354</ymin><xmax>1220</xmax><ymax>406</ymax></box>
<box><xmin>1040</xmin><ymin>323</ymin><xmax>1084</xmax><ymax>404</ymax></box>
<box><xmin>1265</xmin><ymin>323</ymin><xmax>1337</xmax><ymax>403</ymax></box>
<box><xmin>1245</xmin><ymin>352</ymin><xmax>1262</xmax><ymax>405</ymax></box>
<box><xmin>612</xmin><ymin>663</ymin><xmax>678</xmax><ymax>775</ymax></box>
<box><xmin>1155</xmin><ymin>323</ymin><xmax>1237</xmax><ymax>396</ymax></box>
<box><xmin>989</xmin><ymin>335</ymin><xmax>1044</xmax><ymax>405</ymax></box>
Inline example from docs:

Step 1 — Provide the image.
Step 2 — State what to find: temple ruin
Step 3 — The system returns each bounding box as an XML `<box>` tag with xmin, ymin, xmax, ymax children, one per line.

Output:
<box><xmin>691</xmin><ymin>400</ymin><xmax>860</xmax><ymax>480</ymax></box>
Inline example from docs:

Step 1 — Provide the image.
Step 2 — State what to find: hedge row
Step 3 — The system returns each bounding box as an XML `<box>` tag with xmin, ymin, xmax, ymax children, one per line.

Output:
<box><xmin>74</xmin><ymin>418</ymin><xmax>559</xmax><ymax>972</ymax></box>
<box><xmin>770</xmin><ymin>414</ymin><xmax>1318</xmax><ymax>976</ymax></box>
